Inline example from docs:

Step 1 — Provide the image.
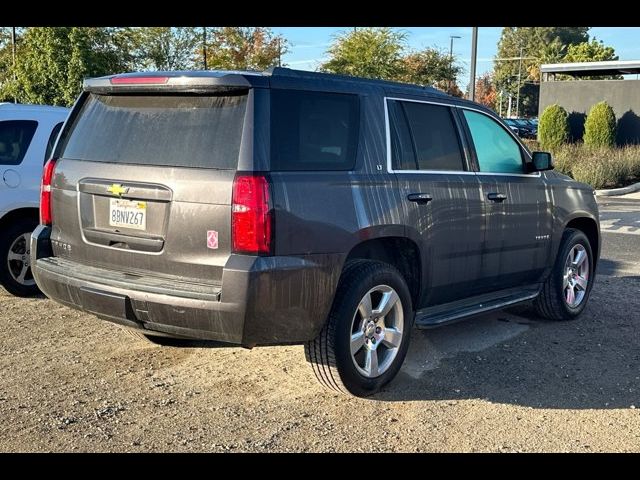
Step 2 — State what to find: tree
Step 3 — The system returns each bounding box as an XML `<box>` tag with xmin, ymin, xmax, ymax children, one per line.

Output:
<box><xmin>494</xmin><ymin>27</ymin><xmax>590</xmax><ymax>116</ymax></box>
<box><xmin>134</xmin><ymin>27</ymin><xmax>199</xmax><ymax>71</ymax></box>
<box><xmin>321</xmin><ymin>28</ymin><xmax>464</xmax><ymax>94</ymax></box>
<box><xmin>320</xmin><ymin>28</ymin><xmax>406</xmax><ymax>80</ymax></box>
<box><xmin>399</xmin><ymin>48</ymin><xmax>461</xmax><ymax>89</ymax></box>
<box><xmin>584</xmin><ymin>101</ymin><xmax>617</xmax><ymax>148</ymax></box>
<box><xmin>562</xmin><ymin>39</ymin><xmax>620</xmax><ymax>80</ymax></box>
<box><xmin>474</xmin><ymin>73</ymin><xmax>497</xmax><ymax>109</ymax></box>
<box><xmin>203</xmin><ymin>27</ymin><xmax>288</xmax><ymax>71</ymax></box>
<box><xmin>1</xmin><ymin>27</ymin><xmax>136</xmax><ymax>106</ymax></box>
<box><xmin>564</xmin><ymin>39</ymin><xmax>618</xmax><ymax>63</ymax></box>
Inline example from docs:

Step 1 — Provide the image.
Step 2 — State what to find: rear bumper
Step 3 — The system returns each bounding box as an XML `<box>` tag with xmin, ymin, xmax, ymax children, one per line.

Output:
<box><xmin>31</xmin><ymin>225</ymin><xmax>343</xmax><ymax>346</ymax></box>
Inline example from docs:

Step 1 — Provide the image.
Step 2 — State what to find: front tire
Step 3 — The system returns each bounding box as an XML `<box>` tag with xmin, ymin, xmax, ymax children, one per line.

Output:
<box><xmin>305</xmin><ymin>260</ymin><xmax>414</xmax><ymax>397</ymax></box>
<box><xmin>535</xmin><ymin>228</ymin><xmax>595</xmax><ymax>321</ymax></box>
<box><xmin>0</xmin><ymin>218</ymin><xmax>40</xmax><ymax>297</ymax></box>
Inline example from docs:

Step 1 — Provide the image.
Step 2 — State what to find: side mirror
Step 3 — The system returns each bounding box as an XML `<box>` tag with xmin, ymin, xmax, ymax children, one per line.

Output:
<box><xmin>531</xmin><ymin>151</ymin><xmax>554</xmax><ymax>172</ymax></box>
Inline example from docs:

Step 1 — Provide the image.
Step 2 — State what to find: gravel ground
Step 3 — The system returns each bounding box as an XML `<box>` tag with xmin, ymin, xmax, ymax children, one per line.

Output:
<box><xmin>1</xmin><ymin>232</ymin><xmax>639</xmax><ymax>452</ymax></box>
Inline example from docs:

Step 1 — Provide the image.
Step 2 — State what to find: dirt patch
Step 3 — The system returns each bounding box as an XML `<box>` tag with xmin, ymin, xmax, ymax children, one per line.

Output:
<box><xmin>1</xmin><ymin>272</ymin><xmax>640</xmax><ymax>452</ymax></box>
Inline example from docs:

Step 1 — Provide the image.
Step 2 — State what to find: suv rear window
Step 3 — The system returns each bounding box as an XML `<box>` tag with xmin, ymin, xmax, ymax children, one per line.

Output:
<box><xmin>0</xmin><ymin>120</ymin><xmax>38</xmax><ymax>166</ymax></box>
<box><xmin>60</xmin><ymin>93</ymin><xmax>248</xmax><ymax>169</ymax></box>
<box><xmin>271</xmin><ymin>90</ymin><xmax>359</xmax><ymax>171</ymax></box>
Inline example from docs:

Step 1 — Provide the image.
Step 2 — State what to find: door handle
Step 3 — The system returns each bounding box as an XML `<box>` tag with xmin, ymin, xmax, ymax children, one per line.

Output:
<box><xmin>407</xmin><ymin>193</ymin><xmax>433</xmax><ymax>204</ymax></box>
<box><xmin>487</xmin><ymin>192</ymin><xmax>507</xmax><ymax>203</ymax></box>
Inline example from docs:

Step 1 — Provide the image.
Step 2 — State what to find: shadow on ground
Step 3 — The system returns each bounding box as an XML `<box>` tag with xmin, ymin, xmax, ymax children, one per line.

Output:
<box><xmin>377</xmin><ymin>275</ymin><xmax>640</xmax><ymax>409</ymax></box>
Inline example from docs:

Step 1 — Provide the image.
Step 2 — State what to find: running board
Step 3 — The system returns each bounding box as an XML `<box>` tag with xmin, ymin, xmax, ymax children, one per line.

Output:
<box><xmin>414</xmin><ymin>289</ymin><xmax>540</xmax><ymax>329</ymax></box>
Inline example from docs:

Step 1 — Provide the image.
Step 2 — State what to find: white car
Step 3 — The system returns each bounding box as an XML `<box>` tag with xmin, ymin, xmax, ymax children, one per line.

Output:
<box><xmin>0</xmin><ymin>103</ymin><xmax>70</xmax><ymax>296</ymax></box>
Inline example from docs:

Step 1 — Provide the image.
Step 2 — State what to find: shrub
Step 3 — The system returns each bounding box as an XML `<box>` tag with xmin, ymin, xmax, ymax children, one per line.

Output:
<box><xmin>571</xmin><ymin>153</ymin><xmax>627</xmax><ymax>189</ymax></box>
<box><xmin>583</xmin><ymin>101</ymin><xmax>617</xmax><ymax>148</ymax></box>
<box><xmin>538</xmin><ymin>104</ymin><xmax>569</xmax><ymax>150</ymax></box>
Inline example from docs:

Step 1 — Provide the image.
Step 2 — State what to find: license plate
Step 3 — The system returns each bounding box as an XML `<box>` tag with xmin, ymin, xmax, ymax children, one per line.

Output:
<box><xmin>109</xmin><ymin>198</ymin><xmax>147</xmax><ymax>231</ymax></box>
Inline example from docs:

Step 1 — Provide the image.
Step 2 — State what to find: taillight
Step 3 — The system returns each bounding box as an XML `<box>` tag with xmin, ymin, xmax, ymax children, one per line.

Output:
<box><xmin>232</xmin><ymin>174</ymin><xmax>272</xmax><ymax>255</ymax></box>
<box><xmin>40</xmin><ymin>158</ymin><xmax>57</xmax><ymax>226</ymax></box>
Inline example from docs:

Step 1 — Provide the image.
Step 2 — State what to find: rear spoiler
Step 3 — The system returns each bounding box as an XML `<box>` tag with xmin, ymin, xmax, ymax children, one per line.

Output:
<box><xmin>84</xmin><ymin>72</ymin><xmax>269</xmax><ymax>94</ymax></box>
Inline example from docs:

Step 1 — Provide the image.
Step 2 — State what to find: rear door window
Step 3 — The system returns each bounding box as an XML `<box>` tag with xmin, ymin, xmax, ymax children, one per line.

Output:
<box><xmin>271</xmin><ymin>90</ymin><xmax>359</xmax><ymax>171</ymax></box>
<box><xmin>60</xmin><ymin>93</ymin><xmax>248</xmax><ymax>169</ymax></box>
<box><xmin>0</xmin><ymin>120</ymin><xmax>38</xmax><ymax>165</ymax></box>
<box><xmin>388</xmin><ymin>100</ymin><xmax>465</xmax><ymax>171</ymax></box>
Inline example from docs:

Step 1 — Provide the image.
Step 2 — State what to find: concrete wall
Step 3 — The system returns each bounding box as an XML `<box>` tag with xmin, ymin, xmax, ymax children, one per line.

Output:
<box><xmin>539</xmin><ymin>79</ymin><xmax>640</xmax><ymax>144</ymax></box>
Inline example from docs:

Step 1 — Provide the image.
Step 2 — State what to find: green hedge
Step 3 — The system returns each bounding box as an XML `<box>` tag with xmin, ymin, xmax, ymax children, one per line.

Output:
<box><xmin>584</xmin><ymin>101</ymin><xmax>617</xmax><ymax>148</ymax></box>
<box><xmin>538</xmin><ymin>104</ymin><xmax>569</xmax><ymax>150</ymax></box>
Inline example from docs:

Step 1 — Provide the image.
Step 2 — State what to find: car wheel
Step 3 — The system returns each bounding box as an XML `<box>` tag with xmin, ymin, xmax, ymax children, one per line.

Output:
<box><xmin>0</xmin><ymin>218</ymin><xmax>40</xmax><ymax>297</ymax></box>
<box><xmin>304</xmin><ymin>260</ymin><xmax>414</xmax><ymax>397</ymax></box>
<box><xmin>534</xmin><ymin>228</ymin><xmax>594</xmax><ymax>321</ymax></box>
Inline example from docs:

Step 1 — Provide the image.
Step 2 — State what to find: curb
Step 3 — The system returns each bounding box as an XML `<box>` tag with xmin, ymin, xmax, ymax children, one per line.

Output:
<box><xmin>595</xmin><ymin>181</ymin><xmax>640</xmax><ymax>197</ymax></box>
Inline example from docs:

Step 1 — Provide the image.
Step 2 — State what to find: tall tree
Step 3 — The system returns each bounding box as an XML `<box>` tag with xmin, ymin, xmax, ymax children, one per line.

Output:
<box><xmin>320</xmin><ymin>28</ymin><xmax>406</xmax><ymax>80</ymax></box>
<box><xmin>1</xmin><ymin>27</ymin><xmax>136</xmax><ymax>106</ymax></box>
<box><xmin>494</xmin><ymin>27</ymin><xmax>590</xmax><ymax>116</ymax></box>
<box><xmin>134</xmin><ymin>27</ymin><xmax>199</xmax><ymax>71</ymax></box>
<box><xmin>203</xmin><ymin>27</ymin><xmax>288</xmax><ymax>71</ymax></box>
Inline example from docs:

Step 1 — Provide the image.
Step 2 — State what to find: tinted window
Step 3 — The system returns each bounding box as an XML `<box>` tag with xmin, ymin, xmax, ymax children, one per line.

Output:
<box><xmin>45</xmin><ymin>121</ymin><xmax>63</xmax><ymax>163</ymax></box>
<box><xmin>271</xmin><ymin>90</ymin><xmax>359</xmax><ymax>171</ymax></box>
<box><xmin>61</xmin><ymin>93</ymin><xmax>247</xmax><ymax>169</ymax></box>
<box><xmin>388</xmin><ymin>101</ymin><xmax>417</xmax><ymax>170</ymax></box>
<box><xmin>0</xmin><ymin>120</ymin><xmax>38</xmax><ymax>166</ymax></box>
<box><xmin>389</xmin><ymin>100</ymin><xmax>464</xmax><ymax>171</ymax></box>
<box><xmin>463</xmin><ymin>110</ymin><xmax>524</xmax><ymax>174</ymax></box>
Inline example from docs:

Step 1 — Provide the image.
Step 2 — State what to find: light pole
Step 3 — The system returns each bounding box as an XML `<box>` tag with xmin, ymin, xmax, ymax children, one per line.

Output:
<box><xmin>469</xmin><ymin>27</ymin><xmax>478</xmax><ymax>101</ymax></box>
<box><xmin>449</xmin><ymin>35</ymin><xmax>461</xmax><ymax>93</ymax></box>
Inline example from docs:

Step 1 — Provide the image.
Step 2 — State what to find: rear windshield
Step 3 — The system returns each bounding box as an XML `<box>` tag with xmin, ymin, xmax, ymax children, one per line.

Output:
<box><xmin>60</xmin><ymin>93</ymin><xmax>248</xmax><ymax>169</ymax></box>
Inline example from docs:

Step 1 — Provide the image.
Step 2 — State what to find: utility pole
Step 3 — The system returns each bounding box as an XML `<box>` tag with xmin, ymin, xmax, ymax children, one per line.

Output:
<box><xmin>469</xmin><ymin>27</ymin><xmax>478</xmax><ymax>101</ymax></box>
<box><xmin>202</xmin><ymin>27</ymin><xmax>208</xmax><ymax>70</ymax></box>
<box><xmin>515</xmin><ymin>45</ymin><xmax>523</xmax><ymax>117</ymax></box>
<box><xmin>11</xmin><ymin>27</ymin><xmax>17</xmax><ymax>103</ymax></box>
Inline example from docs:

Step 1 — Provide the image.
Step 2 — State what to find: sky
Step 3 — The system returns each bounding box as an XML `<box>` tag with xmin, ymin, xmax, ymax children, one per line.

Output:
<box><xmin>270</xmin><ymin>27</ymin><xmax>640</xmax><ymax>86</ymax></box>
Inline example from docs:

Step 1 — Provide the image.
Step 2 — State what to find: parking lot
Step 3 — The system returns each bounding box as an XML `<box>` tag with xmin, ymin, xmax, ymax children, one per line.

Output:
<box><xmin>1</xmin><ymin>196</ymin><xmax>639</xmax><ymax>452</ymax></box>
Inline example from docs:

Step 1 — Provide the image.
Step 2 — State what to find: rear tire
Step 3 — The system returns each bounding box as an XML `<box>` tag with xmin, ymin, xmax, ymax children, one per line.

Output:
<box><xmin>0</xmin><ymin>217</ymin><xmax>40</xmax><ymax>297</ymax></box>
<box><xmin>304</xmin><ymin>260</ymin><xmax>414</xmax><ymax>397</ymax></box>
<box><xmin>534</xmin><ymin>228</ymin><xmax>594</xmax><ymax>321</ymax></box>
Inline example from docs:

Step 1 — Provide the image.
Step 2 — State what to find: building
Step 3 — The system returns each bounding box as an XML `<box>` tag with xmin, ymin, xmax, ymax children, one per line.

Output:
<box><xmin>539</xmin><ymin>60</ymin><xmax>640</xmax><ymax>144</ymax></box>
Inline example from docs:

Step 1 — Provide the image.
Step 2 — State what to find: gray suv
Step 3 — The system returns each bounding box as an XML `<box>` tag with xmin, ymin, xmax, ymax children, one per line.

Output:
<box><xmin>31</xmin><ymin>68</ymin><xmax>600</xmax><ymax>397</ymax></box>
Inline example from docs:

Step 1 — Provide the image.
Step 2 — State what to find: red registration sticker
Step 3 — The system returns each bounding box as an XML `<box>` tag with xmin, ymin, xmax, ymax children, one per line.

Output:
<box><xmin>207</xmin><ymin>230</ymin><xmax>219</xmax><ymax>250</ymax></box>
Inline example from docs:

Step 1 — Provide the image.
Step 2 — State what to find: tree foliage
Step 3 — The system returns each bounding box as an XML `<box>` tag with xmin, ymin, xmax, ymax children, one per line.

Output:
<box><xmin>538</xmin><ymin>104</ymin><xmax>569</xmax><ymax>150</ymax></box>
<box><xmin>1</xmin><ymin>27</ymin><xmax>137</xmax><ymax>106</ymax></box>
<box><xmin>584</xmin><ymin>101</ymin><xmax>617</xmax><ymax>148</ymax></box>
<box><xmin>204</xmin><ymin>27</ymin><xmax>288</xmax><ymax>71</ymax></box>
<box><xmin>134</xmin><ymin>27</ymin><xmax>199</xmax><ymax>71</ymax></box>
<box><xmin>474</xmin><ymin>73</ymin><xmax>497</xmax><ymax>109</ymax></box>
<box><xmin>320</xmin><ymin>28</ymin><xmax>406</xmax><ymax>80</ymax></box>
<box><xmin>320</xmin><ymin>28</ymin><xmax>462</xmax><ymax>93</ymax></box>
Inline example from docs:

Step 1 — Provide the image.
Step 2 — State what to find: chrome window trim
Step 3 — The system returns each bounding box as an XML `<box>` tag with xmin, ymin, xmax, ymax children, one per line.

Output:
<box><xmin>383</xmin><ymin>96</ymin><xmax>540</xmax><ymax>178</ymax></box>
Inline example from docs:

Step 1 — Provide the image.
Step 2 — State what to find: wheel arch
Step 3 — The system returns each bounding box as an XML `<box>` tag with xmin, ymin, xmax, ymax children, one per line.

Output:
<box><xmin>0</xmin><ymin>208</ymin><xmax>40</xmax><ymax>235</ymax></box>
<box><xmin>564</xmin><ymin>216</ymin><xmax>600</xmax><ymax>270</ymax></box>
<box><xmin>345</xmin><ymin>236</ymin><xmax>422</xmax><ymax>309</ymax></box>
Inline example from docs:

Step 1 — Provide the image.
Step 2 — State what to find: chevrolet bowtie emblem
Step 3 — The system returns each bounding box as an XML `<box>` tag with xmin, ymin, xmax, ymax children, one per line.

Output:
<box><xmin>107</xmin><ymin>184</ymin><xmax>129</xmax><ymax>197</ymax></box>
